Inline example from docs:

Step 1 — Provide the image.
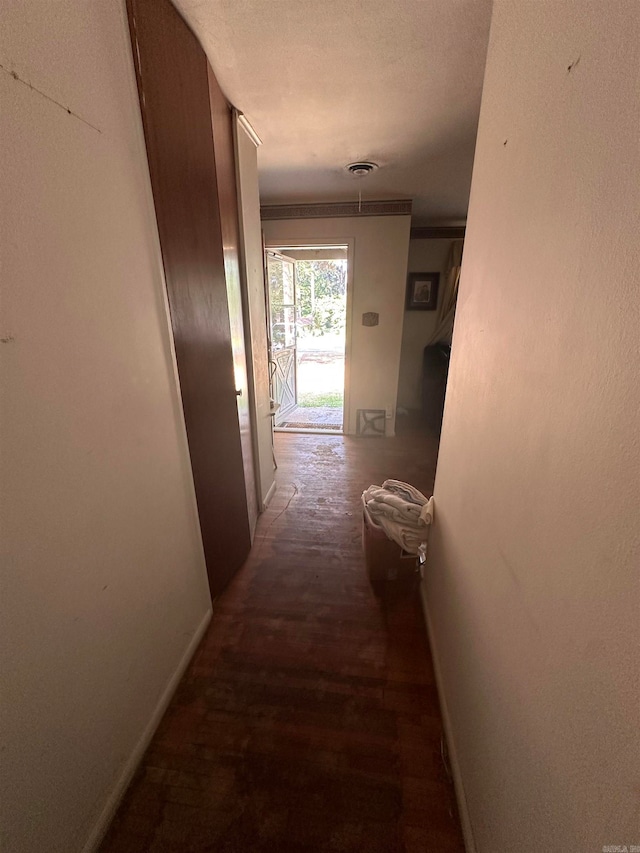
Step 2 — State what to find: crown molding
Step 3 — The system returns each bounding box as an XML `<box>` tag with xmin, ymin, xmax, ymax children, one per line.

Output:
<box><xmin>261</xmin><ymin>199</ymin><xmax>412</xmax><ymax>220</ymax></box>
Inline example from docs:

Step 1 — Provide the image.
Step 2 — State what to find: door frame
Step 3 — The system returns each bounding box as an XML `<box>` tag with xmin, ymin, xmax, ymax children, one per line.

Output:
<box><xmin>263</xmin><ymin>239</ymin><xmax>354</xmax><ymax>435</ymax></box>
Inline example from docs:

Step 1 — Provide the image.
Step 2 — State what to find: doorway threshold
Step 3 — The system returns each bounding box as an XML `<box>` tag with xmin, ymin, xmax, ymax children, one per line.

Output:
<box><xmin>275</xmin><ymin>405</ymin><xmax>343</xmax><ymax>432</ymax></box>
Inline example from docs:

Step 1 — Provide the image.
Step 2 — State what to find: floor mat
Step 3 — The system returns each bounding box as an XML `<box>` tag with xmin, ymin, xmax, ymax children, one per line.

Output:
<box><xmin>279</xmin><ymin>421</ymin><xmax>342</xmax><ymax>430</ymax></box>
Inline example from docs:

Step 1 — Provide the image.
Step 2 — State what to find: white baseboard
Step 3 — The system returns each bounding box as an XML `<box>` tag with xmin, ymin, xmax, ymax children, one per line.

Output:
<box><xmin>82</xmin><ymin>607</ymin><xmax>212</xmax><ymax>853</ymax></box>
<box><xmin>420</xmin><ymin>582</ymin><xmax>477</xmax><ymax>853</ymax></box>
<box><xmin>262</xmin><ymin>478</ymin><xmax>277</xmax><ymax>510</ymax></box>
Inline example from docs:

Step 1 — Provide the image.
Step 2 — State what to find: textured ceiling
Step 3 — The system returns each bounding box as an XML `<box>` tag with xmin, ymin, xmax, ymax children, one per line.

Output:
<box><xmin>173</xmin><ymin>0</ymin><xmax>492</xmax><ymax>224</ymax></box>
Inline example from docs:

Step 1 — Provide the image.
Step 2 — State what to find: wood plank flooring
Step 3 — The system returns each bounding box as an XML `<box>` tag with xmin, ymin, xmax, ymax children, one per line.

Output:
<box><xmin>100</xmin><ymin>418</ymin><xmax>464</xmax><ymax>852</ymax></box>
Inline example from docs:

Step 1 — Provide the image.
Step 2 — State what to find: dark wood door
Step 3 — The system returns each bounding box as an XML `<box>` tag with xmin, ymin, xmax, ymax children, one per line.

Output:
<box><xmin>127</xmin><ymin>0</ymin><xmax>251</xmax><ymax>595</ymax></box>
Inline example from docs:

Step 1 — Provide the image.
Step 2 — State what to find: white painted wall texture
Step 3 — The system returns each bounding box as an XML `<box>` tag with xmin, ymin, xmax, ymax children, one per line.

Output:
<box><xmin>425</xmin><ymin>2</ymin><xmax>640</xmax><ymax>851</ymax></box>
<box><xmin>397</xmin><ymin>238</ymin><xmax>453</xmax><ymax>410</ymax></box>
<box><xmin>0</xmin><ymin>2</ymin><xmax>212</xmax><ymax>851</ymax></box>
<box><xmin>262</xmin><ymin>215</ymin><xmax>411</xmax><ymax>435</ymax></box>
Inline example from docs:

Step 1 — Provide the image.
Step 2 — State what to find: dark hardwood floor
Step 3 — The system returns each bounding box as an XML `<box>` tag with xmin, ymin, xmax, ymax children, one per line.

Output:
<box><xmin>100</xmin><ymin>417</ymin><xmax>464</xmax><ymax>852</ymax></box>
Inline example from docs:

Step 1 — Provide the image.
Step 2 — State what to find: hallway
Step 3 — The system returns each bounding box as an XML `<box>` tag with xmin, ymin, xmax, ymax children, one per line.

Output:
<box><xmin>101</xmin><ymin>422</ymin><xmax>463</xmax><ymax>852</ymax></box>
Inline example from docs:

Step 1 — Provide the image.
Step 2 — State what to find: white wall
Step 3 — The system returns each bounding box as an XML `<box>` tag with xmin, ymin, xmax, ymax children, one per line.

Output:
<box><xmin>397</xmin><ymin>238</ymin><xmax>453</xmax><ymax>410</ymax></box>
<box><xmin>0</xmin><ymin>3</ymin><xmax>212</xmax><ymax>851</ymax></box>
<box><xmin>235</xmin><ymin>118</ymin><xmax>276</xmax><ymax>508</ymax></box>
<box><xmin>262</xmin><ymin>215</ymin><xmax>411</xmax><ymax>435</ymax></box>
<box><xmin>425</xmin><ymin>2</ymin><xmax>640</xmax><ymax>852</ymax></box>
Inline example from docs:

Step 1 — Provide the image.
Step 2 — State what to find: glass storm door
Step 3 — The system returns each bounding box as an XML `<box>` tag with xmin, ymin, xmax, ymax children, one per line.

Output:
<box><xmin>266</xmin><ymin>251</ymin><xmax>297</xmax><ymax>426</ymax></box>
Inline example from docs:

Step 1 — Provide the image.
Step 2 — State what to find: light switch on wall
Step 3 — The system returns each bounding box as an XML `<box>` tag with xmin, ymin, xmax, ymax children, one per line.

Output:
<box><xmin>362</xmin><ymin>312</ymin><xmax>379</xmax><ymax>326</ymax></box>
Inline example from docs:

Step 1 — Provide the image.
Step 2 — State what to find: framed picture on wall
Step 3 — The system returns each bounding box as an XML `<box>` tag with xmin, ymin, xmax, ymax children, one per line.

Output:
<box><xmin>406</xmin><ymin>272</ymin><xmax>440</xmax><ymax>311</ymax></box>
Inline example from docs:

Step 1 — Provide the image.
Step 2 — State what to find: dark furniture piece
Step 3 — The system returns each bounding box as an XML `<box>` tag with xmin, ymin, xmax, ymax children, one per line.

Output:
<box><xmin>422</xmin><ymin>344</ymin><xmax>451</xmax><ymax>432</ymax></box>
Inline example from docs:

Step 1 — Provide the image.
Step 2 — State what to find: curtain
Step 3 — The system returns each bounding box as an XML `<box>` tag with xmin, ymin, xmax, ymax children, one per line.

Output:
<box><xmin>426</xmin><ymin>239</ymin><xmax>464</xmax><ymax>345</ymax></box>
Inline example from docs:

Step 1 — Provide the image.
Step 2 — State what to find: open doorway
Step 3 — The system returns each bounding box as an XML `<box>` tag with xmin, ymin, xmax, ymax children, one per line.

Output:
<box><xmin>266</xmin><ymin>246</ymin><xmax>348</xmax><ymax>434</ymax></box>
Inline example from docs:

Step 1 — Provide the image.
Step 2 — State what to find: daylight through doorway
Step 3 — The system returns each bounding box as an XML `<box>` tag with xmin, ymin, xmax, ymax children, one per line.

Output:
<box><xmin>268</xmin><ymin>247</ymin><xmax>347</xmax><ymax>434</ymax></box>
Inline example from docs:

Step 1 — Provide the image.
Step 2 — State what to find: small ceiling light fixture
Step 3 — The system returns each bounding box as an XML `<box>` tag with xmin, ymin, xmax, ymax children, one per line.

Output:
<box><xmin>345</xmin><ymin>161</ymin><xmax>379</xmax><ymax>177</ymax></box>
<box><xmin>345</xmin><ymin>162</ymin><xmax>379</xmax><ymax>214</ymax></box>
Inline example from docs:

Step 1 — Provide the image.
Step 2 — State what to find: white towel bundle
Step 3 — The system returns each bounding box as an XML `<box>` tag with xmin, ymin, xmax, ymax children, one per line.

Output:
<box><xmin>362</xmin><ymin>479</ymin><xmax>435</xmax><ymax>555</ymax></box>
<box><xmin>362</xmin><ymin>487</ymin><xmax>423</xmax><ymax>524</ymax></box>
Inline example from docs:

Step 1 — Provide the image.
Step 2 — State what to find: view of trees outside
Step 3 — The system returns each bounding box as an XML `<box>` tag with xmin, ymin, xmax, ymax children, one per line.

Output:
<box><xmin>296</xmin><ymin>260</ymin><xmax>346</xmax><ymax>410</ymax></box>
<box><xmin>296</xmin><ymin>259</ymin><xmax>347</xmax><ymax>339</ymax></box>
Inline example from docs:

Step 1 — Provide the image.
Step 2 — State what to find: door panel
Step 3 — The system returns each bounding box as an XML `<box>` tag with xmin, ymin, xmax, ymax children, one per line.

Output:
<box><xmin>273</xmin><ymin>349</ymin><xmax>296</xmax><ymax>418</ymax></box>
<box><xmin>267</xmin><ymin>252</ymin><xmax>297</xmax><ymax>426</ymax></box>
<box><xmin>127</xmin><ymin>0</ymin><xmax>251</xmax><ymax>595</ymax></box>
<box><xmin>208</xmin><ymin>67</ymin><xmax>259</xmax><ymax>538</ymax></box>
